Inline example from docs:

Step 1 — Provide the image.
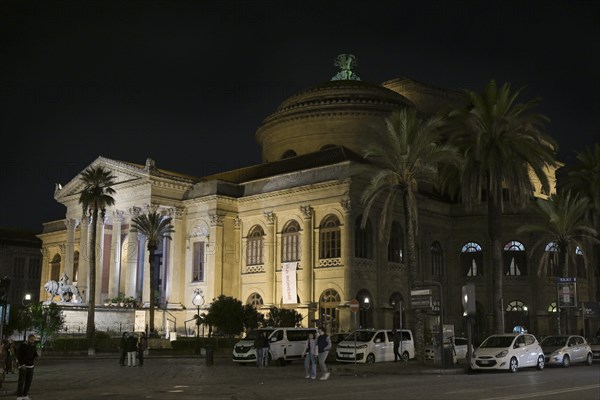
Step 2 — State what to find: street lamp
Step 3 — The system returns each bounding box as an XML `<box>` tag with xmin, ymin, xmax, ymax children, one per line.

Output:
<box><xmin>22</xmin><ymin>293</ymin><xmax>32</xmax><ymax>340</ymax></box>
<box><xmin>192</xmin><ymin>289</ymin><xmax>205</xmax><ymax>337</ymax></box>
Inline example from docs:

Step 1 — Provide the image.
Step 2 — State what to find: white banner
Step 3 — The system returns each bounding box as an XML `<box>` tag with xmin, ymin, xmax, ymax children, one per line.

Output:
<box><xmin>282</xmin><ymin>262</ymin><xmax>299</xmax><ymax>304</ymax></box>
<box><xmin>135</xmin><ymin>310</ymin><xmax>146</xmax><ymax>332</ymax></box>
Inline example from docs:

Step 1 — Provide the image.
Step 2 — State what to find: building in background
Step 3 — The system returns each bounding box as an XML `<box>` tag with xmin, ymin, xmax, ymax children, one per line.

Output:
<box><xmin>0</xmin><ymin>229</ymin><xmax>42</xmax><ymax>306</ymax></box>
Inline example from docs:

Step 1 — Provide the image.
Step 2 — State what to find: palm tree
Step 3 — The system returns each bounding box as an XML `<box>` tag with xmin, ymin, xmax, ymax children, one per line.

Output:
<box><xmin>78</xmin><ymin>166</ymin><xmax>116</xmax><ymax>353</ymax></box>
<box><xmin>447</xmin><ymin>80</ymin><xmax>558</xmax><ymax>334</ymax></box>
<box><xmin>358</xmin><ymin>108</ymin><xmax>461</xmax><ymax>363</ymax></box>
<box><xmin>131</xmin><ymin>210</ymin><xmax>175</xmax><ymax>333</ymax></box>
<box><xmin>518</xmin><ymin>191</ymin><xmax>599</xmax><ymax>332</ymax></box>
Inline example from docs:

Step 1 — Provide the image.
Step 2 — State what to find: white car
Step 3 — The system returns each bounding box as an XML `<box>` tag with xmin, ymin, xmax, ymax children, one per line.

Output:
<box><xmin>540</xmin><ymin>335</ymin><xmax>593</xmax><ymax>367</ymax></box>
<box><xmin>425</xmin><ymin>336</ymin><xmax>468</xmax><ymax>363</ymax></box>
<box><xmin>471</xmin><ymin>333</ymin><xmax>545</xmax><ymax>373</ymax></box>
<box><xmin>335</xmin><ymin>329</ymin><xmax>414</xmax><ymax>363</ymax></box>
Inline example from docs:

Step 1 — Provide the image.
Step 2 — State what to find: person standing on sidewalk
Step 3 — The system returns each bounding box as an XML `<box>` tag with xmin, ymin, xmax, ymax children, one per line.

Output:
<box><xmin>302</xmin><ymin>332</ymin><xmax>318</xmax><ymax>379</ymax></box>
<box><xmin>317</xmin><ymin>328</ymin><xmax>332</xmax><ymax>380</ymax></box>
<box><xmin>258</xmin><ymin>332</ymin><xmax>270</xmax><ymax>368</ymax></box>
<box><xmin>392</xmin><ymin>329</ymin><xmax>402</xmax><ymax>362</ymax></box>
<box><xmin>126</xmin><ymin>332</ymin><xmax>137</xmax><ymax>367</ymax></box>
<box><xmin>137</xmin><ymin>332</ymin><xmax>148</xmax><ymax>366</ymax></box>
<box><xmin>5</xmin><ymin>339</ymin><xmax>15</xmax><ymax>374</ymax></box>
<box><xmin>17</xmin><ymin>334</ymin><xmax>38</xmax><ymax>400</ymax></box>
<box><xmin>119</xmin><ymin>332</ymin><xmax>128</xmax><ymax>367</ymax></box>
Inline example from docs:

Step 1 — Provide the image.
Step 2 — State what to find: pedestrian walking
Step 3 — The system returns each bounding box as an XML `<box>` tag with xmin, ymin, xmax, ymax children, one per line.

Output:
<box><xmin>126</xmin><ymin>332</ymin><xmax>137</xmax><ymax>367</ymax></box>
<box><xmin>316</xmin><ymin>328</ymin><xmax>332</xmax><ymax>380</ymax></box>
<box><xmin>392</xmin><ymin>329</ymin><xmax>402</xmax><ymax>361</ymax></box>
<box><xmin>259</xmin><ymin>332</ymin><xmax>270</xmax><ymax>368</ymax></box>
<box><xmin>119</xmin><ymin>332</ymin><xmax>128</xmax><ymax>367</ymax></box>
<box><xmin>302</xmin><ymin>332</ymin><xmax>318</xmax><ymax>379</ymax></box>
<box><xmin>137</xmin><ymin>332</ymin><xmax>148</xmax><ymax>366</ymax></box>
<box><xmin>17</xmin><ymin>334</ymin><xmax>38</xmax><ymax>400</ymax></box>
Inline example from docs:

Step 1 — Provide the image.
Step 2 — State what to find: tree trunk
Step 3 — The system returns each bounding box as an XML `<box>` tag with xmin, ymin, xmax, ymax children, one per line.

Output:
<box><xmin>488</xmin><ymin>196</ymin><xmax>504</xmax><ymax>334</ymax></box>
<box><xmin>86</xmin><ymin>210</ymin><xmax>98</xmax><ymax>353</ymax></box>
<box><xmin>403</xmin><ymin>190</ymin><xmax>425</xmax><ymax>363</ymax></box>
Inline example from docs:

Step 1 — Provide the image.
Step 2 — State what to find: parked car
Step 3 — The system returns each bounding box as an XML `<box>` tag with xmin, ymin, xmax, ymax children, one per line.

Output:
<box><xmin>540</xmin><ymin>335</ymin><xmax>593</xmax><ymax>367</ymax></box>
<box><xmin>327</xmin><ymin>332</ymin><xmax>350</xmax><ymax>361</ymax></box>
<box><xmin>425</xmin><ymin>336</ymin><xmax>468</xmax><ymax>363</ymax></box>
<box><xmin>470</xmin><ymin>333</ymin><xmax>545</xmax><ymax>373</ymax></box>
<box><xmin>232</xmin><ymin>327</ymin><xmax>317</xmax><ymax>365</ymax></box>
<box><xmin>589</xmin><ymin>336</ymin><xmax>600</xmax><ymax>362</ymax></box>
<box><xmin>335</xmin><ymin>329</ymin><xmax>414</xmax><ymax>363</ymax></box>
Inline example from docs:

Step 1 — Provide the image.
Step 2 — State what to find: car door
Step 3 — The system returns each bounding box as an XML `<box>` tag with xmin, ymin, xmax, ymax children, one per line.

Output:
<box><xmin>568</xmin><ymin>336</ymin><xmax>583</xmax><ymax>362</ymax></box>
<box><xmin>512</xmin><ymin>335</ymin><xmax>530</xmax><ymax>366</ymax></box>
<box><xmin>523</xmin><ymin>334</ymin><xmax>539</xmax><ymax>366</ymax></box>
<box><xmin>373</xmin><ymin>331</ymin><xmax>387</xmax><ymax>362</ymax></box>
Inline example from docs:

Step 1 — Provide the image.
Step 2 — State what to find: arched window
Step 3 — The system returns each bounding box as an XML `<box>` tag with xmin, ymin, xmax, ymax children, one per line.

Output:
<box><xmin>547</xmin><ymin>302</ymin><xmax>557</xmax><ymax>313</ymax></box>
<box><xmin>247</xmin><ymin>292</ymin><xmax>264</xmax><ymax>308</ymax></box>
<box><xmin>319</xmin><ymin>215</ymin><xmax>341</xmax><ymax>259</ymax></box>
<box><xmin>388</xmin><ymin>221</ymin><xmax>404</xmax><ymax>263</ymax></box>
<box><xmin>506</xmin><ymin>300</ymin><xmax>528</xmax><ymax>312</ymax></box>
<box><xmin>50</xmin><ymin>254</ymin><xmax>61</xmax><ymax>281</ymax></box>
<box><xmin>246</xmin><ymin>226</ymin><xmax>264</xmax><ymax>266</ymax></box>
<box><xmin>461</xmin><ymin>242</ymin><xmax>483</xmax><ymax>277</ymax></box>
<box><xmin>354</xmin><ymin>216</ymin><xmax>372</xmax><ymax>259</ymax></box>
<box><xmin>503</xmin><ymin>240</ymin><xmax>527</xmax><ymax>276</ymax></box>
<box><xmin>545</xmin><ymin>242</ymin><xmax>560</xmax><ymax>276</ymax></box>
<box><xmin>281</xmin><ymin>149</ymin><xmax>297</xmax><ymax>159</ymax></box>
<box><xmin>281</xmin><ymin>220</ymin><xmax>301</xmax><ymax>262</ymax></box>
<box><xmin>576</xmin><ymin>246</ymin><xmax>586</xmax><ymax>278</ymax></box>
<box><xmin>73</xmin><ymin>251</ymin><xmax>79</xmax><ymax>283</ymax></box>
<box><xmin>319</xmin><ymin>289</ymin><xmax>341</xmax><ymax>332</ymax></box>
<box><xmin>430</xmin><ymin>241</ymin><xmax>443</xmax><ymax>276</ymax></box>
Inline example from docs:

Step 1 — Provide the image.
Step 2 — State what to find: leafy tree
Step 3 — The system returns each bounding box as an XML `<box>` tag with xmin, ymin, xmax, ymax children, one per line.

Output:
<box><xmin>447</xmin><ymin>80</ymin><xmax>558</xmax><ymax>334</ymax></box>
<box><xmin>204</xmin><ymin>295</ymin><xmax>245</xmax><ymax>336</ymax></box>
<box><xmin>29</xmin><ymin>302</ymin><xmax>65</xmax><ymax>348</ymax></box>
<box><xmin>264</xmin><ymin>306</ymin><xmax>303</xmax><ymax>327</ymax></box>
<box><xmin>242</xmin><ymin>304</ymin><xmax>261</xmax><ymax>331</ymax></box>
<box><xmin>79</xmin><ymin>165</ymin><xmax>116</xmax><ymax>352</ymax></box>
<box><xmin>131</xmin><ymin>210</ymin><xmax>175</xmax><ymax>333</ymax></box>
<box><xmin>357</xmin><ymin>108</ymin><xmax>461</xmax><ymax>363</ymax></box>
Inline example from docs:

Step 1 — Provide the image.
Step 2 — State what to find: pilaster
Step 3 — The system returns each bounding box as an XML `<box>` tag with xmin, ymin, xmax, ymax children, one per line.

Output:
<box><xmin>300</xmin><ymin>205</ymin><xmax>313</xmax><ymax>305</ymax></box>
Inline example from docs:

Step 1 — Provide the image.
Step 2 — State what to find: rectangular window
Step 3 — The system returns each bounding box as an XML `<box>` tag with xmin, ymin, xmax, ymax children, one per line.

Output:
<box><xmin>13</xmin><ymin>257</ymin><xmax>25</xmax><ymax>278</ymax></box>
<box><xmin>192</xmin><ymin>242</ymin><xmax>205</xmax><ymax>282</ymax></box>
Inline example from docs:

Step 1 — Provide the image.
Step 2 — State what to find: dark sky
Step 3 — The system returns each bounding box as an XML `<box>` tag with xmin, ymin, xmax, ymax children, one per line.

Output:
<box><xmin>1</xmin><ymin>0</ymin><xmax>598</xmax><ymax>233</ymax></box>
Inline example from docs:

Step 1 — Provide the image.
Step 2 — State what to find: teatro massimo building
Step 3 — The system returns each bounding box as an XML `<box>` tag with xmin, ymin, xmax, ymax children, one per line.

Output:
<box><xmin>36</xmin><ymin>59</ymin><xmax>598</xmax><ymax>341</ymax></box>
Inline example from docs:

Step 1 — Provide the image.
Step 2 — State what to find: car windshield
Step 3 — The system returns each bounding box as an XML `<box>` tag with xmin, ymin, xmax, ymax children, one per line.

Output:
<box><xmin>479</xmin><ymin>336</ymin><xmax>515</xmax><ymax>348</ymax></box>
<box><xmin>540</xmin><ymin>336</ymin><xmax>568</xmax><ymax>347</ymax></box>
<box><xmin>244</xmin><ymin>329</ymin><xmax>274</xmax><ymax>340</ymax></box>
<box><xmin>345</xmin><ymin>331</ymin><xmax>376</xmax><ymax>342</ymax></box>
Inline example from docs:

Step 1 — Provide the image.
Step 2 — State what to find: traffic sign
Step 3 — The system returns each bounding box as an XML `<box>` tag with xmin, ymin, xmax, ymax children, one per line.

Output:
<box><xmin>350</xmin><ymin>299</ymin><xmax>360</xmax><ymax>313</ymax></box>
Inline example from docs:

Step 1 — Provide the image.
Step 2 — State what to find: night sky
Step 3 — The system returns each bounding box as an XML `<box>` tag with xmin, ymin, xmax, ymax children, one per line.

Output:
<box><xmin>1</xmin><ymin>0</ymin><xmax>598</xmax><ymax>232</ymax></box>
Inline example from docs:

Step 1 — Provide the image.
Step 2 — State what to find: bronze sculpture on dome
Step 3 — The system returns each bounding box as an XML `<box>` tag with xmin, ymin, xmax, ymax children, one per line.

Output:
<box><xmin>331</xmin><ymin>54</ymin><xmax>361</xmax><ymax>81</ymax></box>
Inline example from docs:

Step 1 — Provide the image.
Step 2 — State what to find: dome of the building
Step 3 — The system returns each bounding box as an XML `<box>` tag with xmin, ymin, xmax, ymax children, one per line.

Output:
<box><xmin>256</xmin><ymin>79</ymin><xmax>413</xmax><ymax>162</ymax></box>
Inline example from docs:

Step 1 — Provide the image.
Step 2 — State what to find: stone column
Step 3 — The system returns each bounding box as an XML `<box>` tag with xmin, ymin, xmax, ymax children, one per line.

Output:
<box><xmin>209</xmin><ymin>213</ymin><xmax>225</xmax><ymax>298</ymax></box>
<box><xmin>263</xmin><ymin>211</ymin><xmax>276</xmax><ymax>305</ymax></box>
<box><xmin>341</xmin><ymin>199</ymin><xmax>353</xmax><ymax>302</ymax></box>
<box><xmin>166</xmin><ymin>207</ymin><xmax>185</xmax><ymax>305</ymax></box>
<box><xmin>122</xmin><ymin>223</ymin><xmax>139</xmax><ymax>298</ymax></box>
<box><xmin>64</xmin><ymin>219</ymin><xmax>77</xmax><ymax>280</ymax></box>
<box><xmin>78</xmin><ymin>216</ymin><xmax>90</xmax><ymax>302</ymax></box>
<box><xmin>233</xmin><ymin>216</ymin><xmax>242</xmax><ymax>299</ymax></box>
<box><xmin>95</xmin><ymin>217</ymin><xmax>106</xmax><ymax>304</ymax></box>
<box><xmin>300</xmin><ymin>205</ymin><xmax>313</xmax><ymax>305</ymax></box>
<box><xmin>39</xmin><ymin>247</ymin><xmax>50</xmax><ymax>301</ymax></box>
<box><xmin>108</xmin><ymin>210</ymin><xmax>123</xmax><ymax>300</ymax></box>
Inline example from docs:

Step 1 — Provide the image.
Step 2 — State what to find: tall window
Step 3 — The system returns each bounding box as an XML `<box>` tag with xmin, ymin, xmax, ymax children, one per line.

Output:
<box><xmin>461</xmin><ymin>242</ymin><xmax>483</xmax><ymax>277</ymax></box>
<box><xmin>545</xmin><ymin>242</ymin><xmax>560</xmax><ymax>276</ymax></box>
<box><xmin>247</xmin><ymin>225</ymin><xmax>264</xmax><ymax>265</ymax></box>
<box><xmin>319</xmin><ymin>289</ymin><xmax>341</xmax><ymax>332</ymax></box>
<box><xmin>319</xmin><ymin>215</ymin><xmax>341</xmax><ymax>259</ymax></box>
<box><xmin>72</xmin><ymin>251</ymin><xmax>79</xmax><ymax>283</ymax></box>
<box><xmin>503</xmin><ymin>240</ymin><xmax>527</xmax><ymax>276</ymax></box>
<box><xmin>354</xmin><ymin>216</ymin><xmax>372</xmax><ymax>259</ymax></box>
<box><xmin>192</xmin><ymin>242</ymin><xmax>205</xmax><ymax>282</ymax></box>
<box><xmin>431</xmin><ymin>241</ymin><xmax>443</xmax><ymax>276</ymax></box>
<box><xmin>50</xmin><ymin>254</ymin><xmax>61</xmax><ymax>281</ymax></box>
<box><xmin>388</xmin><ymin>221</ymin><xmax>404</xmax><ymax>263</ymax></box>
<box><xmin>576</xmin><ymin>246</ymin><xmax>586</xmax><ymax>278</ymax></box>
<box><xmin>247</xmin><ymin>292</ymin><xmax>264</xmax><ymax>308</ymax></box>
<box><xmin>13</xmin><ymin>257</ymin><xmax>25</xmax><ymax>278</ymax></box>
<box><xmin>281</xmin><ymin>220</ymin><xmax>301</xmax><ymax>262</ymax></box>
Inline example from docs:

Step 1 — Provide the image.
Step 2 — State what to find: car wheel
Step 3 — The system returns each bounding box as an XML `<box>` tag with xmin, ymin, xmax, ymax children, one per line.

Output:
<box><xmin>402</xmin><ymin>351</ymin><xmax>409</xmax><ymax>361</ymax></box>
<box><xmin>509</xmin><ymin>357</ymin><xmax>518</xmax><ymax>373</ymax></box>
<box><xmin>562</xmin><ymin>354</ymin><xmax>570</xmax><ymax>368</ymax></box>
<box><xmin>586</xmin><ymin>353</ymin><xmax>593</xmax><ymax>366</ymax></box>
<box><xmin>366</xmin><ymin>353</ymin><xmax>375</xmax><ymax>364</ymax></box>
<box><xmin>536</xmin><ymin>355</ymin><xmax>544</xmax><ymax>370</ymax></box>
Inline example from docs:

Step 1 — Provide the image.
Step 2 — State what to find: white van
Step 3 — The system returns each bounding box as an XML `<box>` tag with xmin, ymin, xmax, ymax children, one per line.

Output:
<box><xmin>336</xmin><ymin>329</ymin><xmax>415</xmax><ymax>363</ymax></box>
<box><xmin>232</xmin><ymin>327</ymin><xmax>317</xmax><ymax>365</ymax></box>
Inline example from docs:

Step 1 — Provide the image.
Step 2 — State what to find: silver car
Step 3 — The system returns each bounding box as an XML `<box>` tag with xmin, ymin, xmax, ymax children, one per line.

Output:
<box><xmin>540</xmin><ymin>335</ymin><xmax>593</xmax><ymax>367</ymax></box>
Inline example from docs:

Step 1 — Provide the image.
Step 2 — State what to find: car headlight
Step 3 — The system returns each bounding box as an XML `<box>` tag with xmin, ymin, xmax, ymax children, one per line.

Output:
<box><xmin>495</xmin><ymin>350</ymin><xmax>508</xmax><ymax>358</ymax></box>
<box><xmin>356</xmin><ymin>344</ymin><xmax>368</xmax><ymax>349</ymax></box>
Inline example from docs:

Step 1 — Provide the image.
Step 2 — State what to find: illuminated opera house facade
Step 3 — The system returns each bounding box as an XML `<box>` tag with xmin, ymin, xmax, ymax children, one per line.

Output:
<box><xmin>37</xmin><ymin>60</ymin><xmax>598</xmax><ymax>340</ymax></box>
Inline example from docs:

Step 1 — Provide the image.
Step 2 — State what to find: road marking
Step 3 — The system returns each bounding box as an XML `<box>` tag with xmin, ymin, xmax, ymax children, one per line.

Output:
<box><xmin>481</xmin><ymin>384</ymin><xmax>600</xmax><ymax>400</ymax></box>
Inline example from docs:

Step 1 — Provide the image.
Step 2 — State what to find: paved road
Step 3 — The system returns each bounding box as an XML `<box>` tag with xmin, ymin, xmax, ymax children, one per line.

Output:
<box><xmin>1</xmin><ymin>355</ymin><xmax>598</xmax><ymax>400</ymax></box>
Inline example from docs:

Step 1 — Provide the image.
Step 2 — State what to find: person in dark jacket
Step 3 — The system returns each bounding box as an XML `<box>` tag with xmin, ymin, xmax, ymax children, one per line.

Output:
<box><xmin>5</xmin><ymin>339</ymin><xmax>15</xmax><ymax>374</ymax></box>
<box><xmin>316</xmin><ymin>328</ymin><xmax>332</xmax><ymax>380</ymax></box>
<box><xmin>126</xmin><ymin>333</ymin><xmax>137</xmax><ymax>367</ymax></box>
<box><xmin>137</xmin><ymin>332</ymin><xmax>148</xmax><ymax>366</ymax></box>
<box><xmin>17</xmin><ymin>334</ymin><xmax>38</xmax><ymax>400</ymax></box>
<box><xmin>119</xmin><ymin>332</ymin><xmax>128</xmax><ymax>367</ymax></box>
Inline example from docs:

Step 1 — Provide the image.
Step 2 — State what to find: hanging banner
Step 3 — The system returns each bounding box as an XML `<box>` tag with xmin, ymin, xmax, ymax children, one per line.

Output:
<box><xmin>282</xmin><ymin>262</ymin><xmax>299</xmax><ymax>304</ymax></box>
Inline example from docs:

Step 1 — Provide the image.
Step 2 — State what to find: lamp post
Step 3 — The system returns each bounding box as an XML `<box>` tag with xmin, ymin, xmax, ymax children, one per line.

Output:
<box><xmin>22</xmin><ymin>293</ymin><xmax>32</xmax><ymax>340</ymax></box>
<box><xmin>192</xmin><ymin>289</ymin><xmax>205</xmax><ymax>353</ymax></box>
